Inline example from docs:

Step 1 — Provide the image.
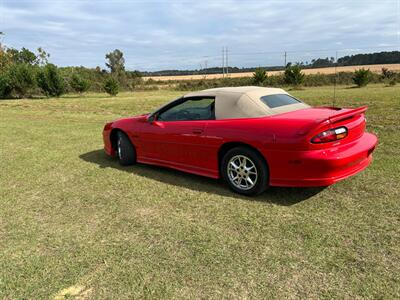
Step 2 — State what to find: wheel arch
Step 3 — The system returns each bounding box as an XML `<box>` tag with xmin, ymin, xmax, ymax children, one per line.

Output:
<box><xmin>109</xmin><ymin>128</ymin><xmax>126</xmax><ymax>151</ymax></box>
<box><xmin>217</xmin><ymin>142</ymin><xmax>269</xmax><ymax>175</ymax></box>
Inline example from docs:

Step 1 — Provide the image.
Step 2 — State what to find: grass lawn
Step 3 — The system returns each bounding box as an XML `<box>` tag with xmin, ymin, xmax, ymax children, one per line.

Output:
<box><xmin>0</xmin><ymin>84</ymin><xmax>399</xmax><ymax>299</ymax></box>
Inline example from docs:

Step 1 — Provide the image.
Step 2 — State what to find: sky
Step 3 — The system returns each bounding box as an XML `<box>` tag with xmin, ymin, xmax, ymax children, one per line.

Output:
<box><xmin>0</xmin><ymin>0</ymin><xmax>399</xmax><ymax>71</ymax></box>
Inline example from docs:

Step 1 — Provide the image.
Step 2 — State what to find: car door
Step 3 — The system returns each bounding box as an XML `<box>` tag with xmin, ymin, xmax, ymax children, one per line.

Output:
<box><xmin>139</xmin><ymin>97</ymin><xmax>216</xmax><ymax>173</ymax></box>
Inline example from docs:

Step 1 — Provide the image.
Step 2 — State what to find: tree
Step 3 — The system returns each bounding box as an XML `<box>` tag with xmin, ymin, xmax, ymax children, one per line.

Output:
<box><xmin>7</xmin><ymin>63</ymin><xmax>36</xmax><ymax>98</ymax></box>
<box><xmin>0</xmin><ymin>47</ymin><xmax>12</xmax><ymax>72</ymax></box>
<box><xmin>0</xmin><ymin>31</ymin><xmax>4</xmax><ymax>49</ymax></box>
<box><xmin>0</xmin><ymin>72</ymin><xmax>12</xmax><ymax>98</ymax></box>
<box><xmin>284</xmin><ymin>63</ymin><xmax>305</xmax><ymax>86</ymax></box>
<box><xmin>7</xmin><ymin>47</ymin><xmax>37</xmax><ymax>65</ymax></box>
<box><xmin>105</xmin><ymin>49</ymin><xmax>125</xmax><ymax>74</ymax></box>
<box><xmin>310</xmin><ymin>57</ymin><xmax>335</xmax><ymax>68</ymax></box>
<box><xmin>103</xmin><ymin>77</ymin><xmax>119</xmax><ymax>96</ymax></box>
<box><xmin>352</xmin><ymin>68</ymin><xmax>371</xmax><ymax>87</ymax></box>
<box><xmin>70</xmin><ymin>73</ymin><xmax>91</xmax><ymax>94</ymax></box>
<box><xmin>37</xmin><ymin>64</ymin><xmax>65</xmax><ymax>97</ymax></box>
<box><xmin>252</xmin><ymin>68</ymin><xmax>267</xmax><ymax>85</ymax></box>
<box><xmin>36</xmin><ymin>47</ymin><xmax>50</xmax><ymax>66</ymax></box>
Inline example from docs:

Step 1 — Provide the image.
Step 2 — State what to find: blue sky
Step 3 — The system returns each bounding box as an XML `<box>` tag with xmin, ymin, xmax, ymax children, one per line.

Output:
<box><xmin>1</xmin><ymin>0</ymin><xmax>399</xmax><ymax>71</ymax></box>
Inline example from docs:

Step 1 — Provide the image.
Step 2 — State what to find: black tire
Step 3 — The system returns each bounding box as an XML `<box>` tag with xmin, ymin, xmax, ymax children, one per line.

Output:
<box><xmin>116</xmin><ymin>131</ymin><xmax>136</xmax><ymax>166</ymax></box>
<box><xmin>221</xmin><ymin>146</ymin><xmax>269</xmax><ymax>196</ymax></box>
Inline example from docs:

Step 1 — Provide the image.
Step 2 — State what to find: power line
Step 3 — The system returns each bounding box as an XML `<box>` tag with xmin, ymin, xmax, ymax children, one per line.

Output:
<box><xmin>228</xmin><ymin>45</ymin><xmax>399</xmax><ymax>57</ymax></box>
<box><xmin>127</xmin><ymin>44</ymin><xmax>399</xmax><ymax>71</ymax></box>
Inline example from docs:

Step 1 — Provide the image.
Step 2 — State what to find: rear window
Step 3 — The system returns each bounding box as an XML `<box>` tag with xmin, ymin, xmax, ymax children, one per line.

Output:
<box><xmin>260</xmin><ymin>94</ymin><xmax>300</xmax><ymax>108</ymax></box>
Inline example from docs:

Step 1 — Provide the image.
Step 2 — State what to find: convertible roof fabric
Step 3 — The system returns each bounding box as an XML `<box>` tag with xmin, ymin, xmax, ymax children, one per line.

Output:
<box><xmin>184</xmin><ymin>86</ymin><xmax>310</xmax><ymax>120</ymax></box>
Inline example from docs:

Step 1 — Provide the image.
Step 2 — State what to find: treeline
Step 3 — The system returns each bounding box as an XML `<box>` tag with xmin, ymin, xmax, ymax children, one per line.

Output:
<box><xmin>141</xmin><ymin>66</ymin><xmax>284</xmax><ymax>76</ymax></box>
<box><xmin>337</xmin><ymin>51</ymin><xmax>400</xmax><ymax>66</ymax></box>
<box><xmin>142</xmin><ymin>51</ymin><xmax>400</xmax><ymax>76</ymax></box>
<box><xmin>172</xmin><ymin>66</ymin><xmax>399</xmax><ymax>91</ymax></box>
<box><xmin>1</xmin><ymin>41</ymin><xmax>399</xmax><ymax>99</ymax></box>
<box><xmin>0</xmin><ymin>46</ymin><xmax>142</xmax><ymax>99</ymax></box>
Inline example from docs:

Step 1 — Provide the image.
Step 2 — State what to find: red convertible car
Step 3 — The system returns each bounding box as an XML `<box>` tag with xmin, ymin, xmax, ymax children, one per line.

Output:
<box><xmin>103</xmin><ymin>87</ymin><xmax>377</xmax><ymax>195</ymax></box>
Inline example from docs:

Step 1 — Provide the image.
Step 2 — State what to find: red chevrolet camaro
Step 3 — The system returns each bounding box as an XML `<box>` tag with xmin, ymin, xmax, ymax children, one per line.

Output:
<box><xmin>103</xmin><ymin>86</ymin><xmax>377</xmax><ymax>195</ymax></box>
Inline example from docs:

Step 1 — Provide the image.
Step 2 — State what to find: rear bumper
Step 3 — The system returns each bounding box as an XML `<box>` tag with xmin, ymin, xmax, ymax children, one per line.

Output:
<box><xmin>268</xmin><ymin>132</ymin><xmax>378</xmax><ymax>187</ymax></box>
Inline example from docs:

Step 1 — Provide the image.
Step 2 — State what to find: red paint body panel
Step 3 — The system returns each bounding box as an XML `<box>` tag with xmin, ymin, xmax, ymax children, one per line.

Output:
<box><xmin>102</xmin><ymin>106</ymin><xmax>377</xmax><ymax>187</ymax></box>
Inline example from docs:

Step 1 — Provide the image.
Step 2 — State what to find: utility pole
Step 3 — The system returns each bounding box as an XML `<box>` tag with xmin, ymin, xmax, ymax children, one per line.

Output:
<box><xmin>333</xmin><ymin>50</ymin><xmax>338</xmax><ymax>107</ymax></box>
<box><xmin>225</xmin><ymin>47</ymin><xmax>229</xmax><ymax>76</ymax></box>
<box><xmin>284</xmin><ymin>51</ymin><xmax>287</xmax><ymax>67</ymax></box>
<box><xmin>222</xmin><ymin>47</ymin><xmax>225</xmax><ymax>77</ymax></box>
<box><xmin>201</xmin><ymin>57</ymin><xmax>208</xmax><ymax>79</ymax></box>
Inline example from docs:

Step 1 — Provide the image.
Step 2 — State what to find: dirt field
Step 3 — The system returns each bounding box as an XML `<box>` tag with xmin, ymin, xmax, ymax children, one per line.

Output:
<box><xmin>144</xmin><ymin>63</ymin><xmax>400</xmax><ymax>81</ymax></box>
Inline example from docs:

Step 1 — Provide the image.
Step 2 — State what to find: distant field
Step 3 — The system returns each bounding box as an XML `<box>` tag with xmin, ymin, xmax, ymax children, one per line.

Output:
<box><xmin>144</xmin><ymin>63</ymin><xmax>400</xmax><ymax>81</ymax></box>
<box><xmin>1</xmin><ymin>84</ymin><xmax>399</xmax><ymax>298</ymax></box>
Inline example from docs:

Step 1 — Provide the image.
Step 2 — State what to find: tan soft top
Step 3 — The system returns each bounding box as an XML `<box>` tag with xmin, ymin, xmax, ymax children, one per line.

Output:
<box><xmin>184</xmin><ymin>86</ymin><xmax>309</xmax><ymax>120</ymax></box>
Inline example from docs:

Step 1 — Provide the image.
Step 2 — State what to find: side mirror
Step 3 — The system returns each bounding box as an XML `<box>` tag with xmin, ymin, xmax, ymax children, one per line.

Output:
<box><xmin>147</xmin><ymin>113</ymin><xmax>158</xmax><ymax>123</ymax></box>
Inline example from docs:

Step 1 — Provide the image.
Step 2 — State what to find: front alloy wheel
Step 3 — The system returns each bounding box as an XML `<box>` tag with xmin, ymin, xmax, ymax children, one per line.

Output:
<box><xmin>116</xmin><ymin>131</ymin><xmax>136</xmax><ymax>166</ymax></box>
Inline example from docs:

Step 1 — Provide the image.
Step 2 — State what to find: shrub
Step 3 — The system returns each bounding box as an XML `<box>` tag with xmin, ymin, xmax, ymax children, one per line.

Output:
<box><xmin>0</xmin><ymin>72</ymin><xmax>12</xmax><ymax>98</ymax></box>
<box><xmin>103</xmin><ymin>77</ymin><xmax>119</xmax><ymax>96</ymax></box>
<box><xmin>284</xmin><ymin>64</ymin><xmax>305</xmax><ymax>86</ymax></box>
<box><xmin>252</xmin><ymin>68</ymin><xmax>267</xmax><ymax>85</ymax></box>
<box><xmin>7</xmin><ymin>63</ymin><xmax>36</xmax><ymax>98</ymax></box>
<box><xmin>70</xmin><ymin>73</ymin><xmax>91</xmax><ymax>94</ymax></box>
<box><xmin>264</xmin><ymin>74</ymin><xmax>284</xmax><ymax>87</ymax></box>
<box><xmin>37</xmin><ymin>64</ymin><xmax>65</xmax><ymax>97</ymax></box>
<box><xmin>352</xmin><ymin>68</ymin><xmax>371</xmax><ymax>87</ymax></box>
<box><xmin>381</xmin><ymin>67</ymin><xmax>395</xmax><ymax>80</ymax></box>
<box><xmin>381</xmin><ymin>67</ymin><xmax>396</xmax><ymax>86</ymax></box>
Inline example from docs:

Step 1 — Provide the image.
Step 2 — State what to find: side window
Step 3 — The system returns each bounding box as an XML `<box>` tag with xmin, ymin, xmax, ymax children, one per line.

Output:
<box><xmin>158</xmin><ymin>97</ymin><xmax>215</xmax><ymax>121</ymax></box>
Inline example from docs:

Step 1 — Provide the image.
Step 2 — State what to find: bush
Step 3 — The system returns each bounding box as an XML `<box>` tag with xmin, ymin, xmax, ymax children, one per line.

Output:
<box><xmin>381</xmin><ymin>67</ymin><xmax>395</xmax><ymax>80</ymax></box>
<box><xmin>70</xmin><ymin>73</ymin><xmax>91</xmax><ymax>94</ymax></box>
<box><xmin>381</xmin><ymin>67</ymin><xmax>396</xmax><ymax>86</ymax></box>
<box><xmin>252</xmin><ymin>68</ymin><xmax>267</xmax><ymax>85</ymax></box>
<box><xmin>0</xmin><ymin>72</ymin><xmax>12</xmax><ymax>98</ymax></box>
<box><xmin>353</xmin><ymin>68</ymin><xmax>372</xmax><ymax>87</ymax></box>
<box><xmin>104</xmin><ymin>77</ymin><xmax>119</xmax><ymax>96</ymax></box>
<box><xmin>284</xmin><ymin>64</ymin><xmax>305</xmax><ymax>86</ymax></box>
<box><xmin>7</xmin><ymin>63</ymin><xmax>36</xmax><ymax>98</ymax></box>
<box><xmin>37</xmin><ymin>64</ymin><xmax>65</xmax><ymax>97</ymax></box>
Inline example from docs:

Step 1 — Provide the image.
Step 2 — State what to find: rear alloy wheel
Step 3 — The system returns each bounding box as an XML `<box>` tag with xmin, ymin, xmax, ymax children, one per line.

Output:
<box><xmin>221</xmin><ymin>147</ymin><xmax>268</xmax><ymax>196</ymax></box>
<box><xmin>116</xmin><ymin>131</ymin><xmax>136</xmax><ymax>166</ymax></box>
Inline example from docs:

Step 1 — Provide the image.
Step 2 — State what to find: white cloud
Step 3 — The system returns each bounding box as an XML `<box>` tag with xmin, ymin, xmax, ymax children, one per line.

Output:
<box><xmin>0</xmin><ymin>0</ymin><xmax>398</xmax><ymax>70</ymax></box>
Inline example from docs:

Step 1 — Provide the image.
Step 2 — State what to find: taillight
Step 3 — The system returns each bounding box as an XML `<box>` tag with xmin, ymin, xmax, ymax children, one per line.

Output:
<box><xmin>311</xmin><ymin>127</ymin><xmax>348</xmax><ymax>143</ymax></box>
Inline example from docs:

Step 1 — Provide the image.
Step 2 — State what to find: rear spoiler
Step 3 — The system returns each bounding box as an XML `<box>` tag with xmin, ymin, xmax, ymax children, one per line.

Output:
<box><xmin>296</xmin><ymin>106</ymin><xmax>368</xmax><ymax>136</ymax></box>
<box><xmin>328</xmin><ymin>106</ymin><xmax>368</xmax><ymax>124</ymax></box>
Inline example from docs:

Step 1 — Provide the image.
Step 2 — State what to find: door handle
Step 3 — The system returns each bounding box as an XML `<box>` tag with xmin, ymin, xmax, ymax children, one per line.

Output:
<box><xmin>192</xmin><ymin>128</ymin><xmax>203</xmax><ymax>134</ymax></box>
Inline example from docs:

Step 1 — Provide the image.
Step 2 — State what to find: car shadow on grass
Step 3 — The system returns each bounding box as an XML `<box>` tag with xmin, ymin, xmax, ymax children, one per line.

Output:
<box><xmin>79</xmin><ymin>149</ymin><xmax>325</xmax><ymax>206</ymax></box>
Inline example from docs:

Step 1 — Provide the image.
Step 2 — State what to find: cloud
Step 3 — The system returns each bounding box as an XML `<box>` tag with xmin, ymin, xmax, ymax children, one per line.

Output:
<box><xmin>0</xmin><ymin>0</ymin><xmax>398</xmax><ymax>70</ymax></box>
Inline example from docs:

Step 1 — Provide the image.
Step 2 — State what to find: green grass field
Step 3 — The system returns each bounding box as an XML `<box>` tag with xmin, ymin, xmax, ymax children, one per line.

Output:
<box><xmin>1</xmin><ymin>84</ymin><xmax>399</xmax><ymax>299</ymax></box>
